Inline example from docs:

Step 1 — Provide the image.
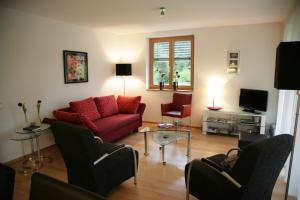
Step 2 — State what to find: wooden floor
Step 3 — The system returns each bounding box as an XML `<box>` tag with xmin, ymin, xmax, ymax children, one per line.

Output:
<box><xmin>8</xmin><ymin>123</ymin><xmax>289</xmax><ymax>200</ymax></box>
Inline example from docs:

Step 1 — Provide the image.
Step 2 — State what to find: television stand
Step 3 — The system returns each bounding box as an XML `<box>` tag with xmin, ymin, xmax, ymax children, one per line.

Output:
<box><xmin>202</xmin><ymin>109</ymin><xmax>266</xmax><ymax>136</ymax></box>
<box><xmin>242</xmin><ymin>108</ymin><xmax>261</xmax><ymax>114</ymax></box>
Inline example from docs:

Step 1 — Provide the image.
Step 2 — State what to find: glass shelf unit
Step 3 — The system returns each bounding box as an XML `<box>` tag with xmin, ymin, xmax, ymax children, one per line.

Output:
<box><xmin>202</xmin><ymin>109</ymin><xmax>266</xmax><ymax>136</ymax></box>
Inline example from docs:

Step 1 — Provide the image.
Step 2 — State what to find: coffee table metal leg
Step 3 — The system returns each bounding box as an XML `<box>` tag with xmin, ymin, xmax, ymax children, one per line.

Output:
<box><xmin>187</xmin><ymin>131</ymin><xmax>191</xmax><ymax>157</ymax></box>
<box><xmin>162</xmin><ymin>145</ymin><xmax>166</xmax><ymax>165</ymax></box>
<box><xmin>144</xmin><ymin>132</ymin><xmax>149</xmax><ymax>156</ymax></box>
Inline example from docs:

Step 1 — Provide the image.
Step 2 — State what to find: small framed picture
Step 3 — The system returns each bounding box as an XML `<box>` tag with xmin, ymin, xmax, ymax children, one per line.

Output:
<box><xmin>227</xmin><ymin>50</ymin><xmax>240</xmax><ymax>74</ymax></box>
<box><xmin>63</xmin><ymin>50</ymin><xmax>88</xmax><ymax>83</ymax></box>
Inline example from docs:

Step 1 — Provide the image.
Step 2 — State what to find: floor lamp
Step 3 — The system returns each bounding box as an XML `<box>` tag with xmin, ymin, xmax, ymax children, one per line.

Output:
<box><xmin>116</xmin><ymin>63</ymin><xmax>132</xmax><ymax>96</ymax></box>
<box><xmin>274</xmin><ymin>41</ymin><xmax>300</xmax><ymax>200</ymax></box>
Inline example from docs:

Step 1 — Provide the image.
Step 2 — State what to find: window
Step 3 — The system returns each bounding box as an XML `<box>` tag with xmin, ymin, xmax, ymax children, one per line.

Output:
<box><xmin>149</xmin><ymin>35</ymin><xmax>194</xmax><ymax>90</ymax></box>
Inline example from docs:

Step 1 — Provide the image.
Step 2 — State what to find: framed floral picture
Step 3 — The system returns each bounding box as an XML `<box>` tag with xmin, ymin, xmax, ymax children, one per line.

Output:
<box><xmin>63</xmin><ymin>50</ymin><xmax>88</xmax><ymax>83</ymax></box>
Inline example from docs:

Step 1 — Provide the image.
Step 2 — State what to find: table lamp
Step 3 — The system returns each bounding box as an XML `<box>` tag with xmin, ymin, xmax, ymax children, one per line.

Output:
<box><xmin>116</xmin><ymin>64</ymin><xmax>132</xmax><ymax>96</ymax></box>
<box><xmin>274</xmin><ymin>41</ymin><xmax>300</xmax><ymax>200</ymax></box>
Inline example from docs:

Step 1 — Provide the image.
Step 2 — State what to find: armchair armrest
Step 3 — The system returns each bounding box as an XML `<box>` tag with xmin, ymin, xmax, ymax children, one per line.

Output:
<box><xmin>93</xmin><ymin>144</ymin><xmax>127</xmax><ymax>165</ymax></box>
<box><xmin>201</xmin><ymin>158</ymin><xmax>225</xmax><ymax>171</ymax></box>
<box><xmin>186</xmin><ymin>159</ymin><xmax>241</xmax><ymax>200</ymax></box>
<box><xmin>161</xmin><ymin>103</ymin><xmax>173</xmax><ymax>115</ymax></box>
<box><xmin>94</xmin><ymin>136</ymin><xmax>103</xmax><ymax>144</ymax></box>
<box><xmin>226</xmin><ymin>148</ymin><xmax>241</xmax><ymax>157</ymax></box>
<box><xmin>93</xmin><ymin>144</ymin><xmax>138</xmax><ymax>184</ymax></box>
<box><xmin>181</xmin><ymin>104</ymin><xmax>192</xmax><ymax>117</ymax></box>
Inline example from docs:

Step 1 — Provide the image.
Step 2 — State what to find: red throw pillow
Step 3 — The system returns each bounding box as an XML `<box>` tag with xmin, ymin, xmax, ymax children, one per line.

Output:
<box><xmin>94</xmin><ymin>95</ymin><xmax>119</xmax><ymax>117</ymax></box>
<box><xmin>79</xmin><ymin>114</ymin><xmax>98</xmax><ymax>134</ymax></box>
<box><xmin>53</xmin><ymin>110</ymin><xmax>81</xmax><ymax>124</ymax></box>
<box><xmin>70</xmin><ymin>97</ymin><xmax>101</xmax><ymax>121</ymax></box>
<box><xmin>117</xmin><ymin>96</ymin><xmax>141</xmax><ymax>114</ymax></box>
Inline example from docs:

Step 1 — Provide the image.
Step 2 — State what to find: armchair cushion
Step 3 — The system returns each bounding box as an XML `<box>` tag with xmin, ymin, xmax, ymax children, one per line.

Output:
<box><xmin>94</xmin><ymin>95</ymin><xmax>119</xmax><ymax>117</ymax></box>
<box><xmin>117</xmin><ymin>96</ymin><xmax>141</xmax><ymax>114</ymax></box>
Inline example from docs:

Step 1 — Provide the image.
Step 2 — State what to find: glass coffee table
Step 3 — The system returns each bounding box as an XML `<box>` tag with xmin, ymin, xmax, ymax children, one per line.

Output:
<box><xmin>139</xmin><ymin>124</ymin><xmax>192</xmax><ymax>165</ymax></box>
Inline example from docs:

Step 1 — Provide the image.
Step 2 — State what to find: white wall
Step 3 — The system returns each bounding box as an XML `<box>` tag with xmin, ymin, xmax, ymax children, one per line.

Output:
<box><xmin>0</xmin><ymin>7</ymin><xmax>121</xmax><ymax>162</ymax></box>
<box><xmin>120</xmin><ymin>23</ymin><xmax>282</xmax><ymax>128</ymax></box>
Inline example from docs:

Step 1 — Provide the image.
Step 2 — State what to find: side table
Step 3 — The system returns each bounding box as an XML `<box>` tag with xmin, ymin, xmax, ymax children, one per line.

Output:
<box><xmin>11</xmin><ymin>123</ymin><xmax>51</xmax><ymax>174</ymax></box>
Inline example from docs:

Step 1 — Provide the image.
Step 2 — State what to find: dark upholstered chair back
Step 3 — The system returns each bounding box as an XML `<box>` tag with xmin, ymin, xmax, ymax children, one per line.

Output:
<box><xmin>30</xmin><ymin>173</ymin><xmax>105</xmax><ymax>200</ymax></box>
<box><xmin>230</xmin><ymin>134</ymin><xmax>293</xmax><ymax>200</ymax></box>
<box><xmin>0</xmin><ymin>163</ymin><xmax>15</xmax><ymax>200</ymax></box>
<box><xmin>51</xmin><ymin>121</ymin><xmax>101</xmax><ymax>191</ymax></box>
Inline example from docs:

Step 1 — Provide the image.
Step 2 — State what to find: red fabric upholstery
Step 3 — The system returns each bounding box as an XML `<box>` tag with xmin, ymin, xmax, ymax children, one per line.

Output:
<box><xmin>117</xmin><ymin>96</ymin><xmax>141</xmax><ymax>114</ymax></box>
<box><xmin>79</xmin><ymin>114</ymin><xmax>99</xmax><ymax>133</ymax></box>
<box><xmin>94</xmin><ymin>114</ymin><xmax>139</xmax><ymax>135</ymax></box>
<box><xmin>172</xmin><ymin>93</ymin><xmax>192</xmax><ymax>111</ymax></box>
<box><xmin>52</xmin><ymin>96</ymin><xmax>146</xmax><ymax>142</ymax></box>
<box><xmin>161</xmin><ymin>103</ymin><xmax>173</xmax><ymax>115</ymax></box>
<box><xmin>94</xmin><ymin>95</ymin><xmax>119</xmax><ymax>117</ymax></box>
<box><xmin>137</xmin><ymin>103</ymin><xmax>146</xmax><ymax>126</ymax></box>
<box><xmin>161</xmin><ymin>93</ymin><xmax>192</xmax><ymax>119</ymax></box>
<box><xmin>70</xmin><ymin>97</ymin><xmax>101</xmax><ymax>121</ymax></box>
<box><xmin>53</xmin><ymin>110</ymin><xmax>81</xmax><ymax>124</ymax></box>
<box><xmin>100</xmin><ymin>120</ymin><xmax>140</xmax><ymax>142</ymax></box>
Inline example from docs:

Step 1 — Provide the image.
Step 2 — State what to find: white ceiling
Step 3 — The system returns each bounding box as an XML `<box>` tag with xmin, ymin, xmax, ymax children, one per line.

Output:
<box><xmin>0</xmin><ymin>0</ymin><xmax>298</xmax><ymax>34</ymax></box>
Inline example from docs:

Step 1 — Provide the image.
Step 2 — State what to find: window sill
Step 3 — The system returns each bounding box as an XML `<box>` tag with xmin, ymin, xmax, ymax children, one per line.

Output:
<box><xmin>146</xmin><ymin>88</ymin><xmax>193</xmax><ymax>92</ymax></box>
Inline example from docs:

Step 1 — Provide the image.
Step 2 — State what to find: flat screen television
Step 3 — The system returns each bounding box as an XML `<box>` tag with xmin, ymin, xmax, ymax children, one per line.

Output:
<box><xmin>239</xmin><ymin>88</ymin><xmax>268</xmax><ymax>113</ymax></box>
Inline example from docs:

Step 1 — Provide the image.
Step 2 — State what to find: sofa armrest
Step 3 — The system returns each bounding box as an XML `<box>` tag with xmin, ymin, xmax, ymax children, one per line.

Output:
<box><xmin>181</xmin><ymin>104</ymin><xmax>192</xmax><ymax>117</ymax></box>
<box><xmin>161</xmin><ymin>103</ymin><xmax>173</xmax><ymax>115</ymax></box>
<box><xmin>137</xmin><ymin>103</ymin><xmax>146</xmax><ymax>116</ymax></box>
<box><xmin>137</xmin><ymin>103</ymin><xmax>146</xmax><ymax>126</ymax></box>
<box><xmin>42</xmin><ymin>118</ymin><xmax>58</xmax><ymax>125</ymax></box>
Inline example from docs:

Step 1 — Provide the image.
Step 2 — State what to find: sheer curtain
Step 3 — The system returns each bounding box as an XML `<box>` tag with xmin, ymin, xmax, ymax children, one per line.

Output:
<box><xmin>275</xmin><ymin>3</ymin><xmax>300</xmax><ymax>197</ymax></box>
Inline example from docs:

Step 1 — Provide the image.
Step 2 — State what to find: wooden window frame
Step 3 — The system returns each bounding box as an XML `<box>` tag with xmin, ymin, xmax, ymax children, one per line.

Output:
<box><xmin>149</xmin><ymin>35</ymin><xmax>194</xmax><ymax>91</ymax></box>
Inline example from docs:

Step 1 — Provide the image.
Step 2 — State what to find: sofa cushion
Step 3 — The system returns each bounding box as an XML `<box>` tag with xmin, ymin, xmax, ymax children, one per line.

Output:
<box><xmin>53</xmin><ymin>110</ymin><xmax>81</xmax><ymax>124</ymax></box>
<box><xmin>94</xmin><ymin>114</ymin><xmax>139</xmax><ymax>135</ymax></box>
<box><xmin>70</xmin><ymin>97</ymin><xmax>101</xmax><ymax>121</ymax></box>
<box><xmin>117</xmin><ymin>96</ymin><xmax>141</xmax><ymax>114</ymax></box>
<box><xmin>94</xmin><ymin>95</ymin><xmax>119</xmax><ymax>117</ymax></box>
<box><xmin>79</xmin><ymin>114</ymin><xmax>99</xmax><ymax>133</ymax></box>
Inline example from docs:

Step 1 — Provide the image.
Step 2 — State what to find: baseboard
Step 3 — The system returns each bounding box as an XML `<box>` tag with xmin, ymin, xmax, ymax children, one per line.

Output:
<box><xmin>5</xmin><ymin>144</ymin><xmax>56</xmax><ymax>166</ymax></box>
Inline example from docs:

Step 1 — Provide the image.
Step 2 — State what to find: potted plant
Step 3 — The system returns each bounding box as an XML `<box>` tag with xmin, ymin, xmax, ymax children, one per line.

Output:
<box><xmin>159</xmin><ymin>71</ymin><xmax>165</xmax><ymax>90</ymax></box>
<box><xmin>173</xmin><ymin>71</ymin><xmax>180</xmax><ymax>91</ymax></box>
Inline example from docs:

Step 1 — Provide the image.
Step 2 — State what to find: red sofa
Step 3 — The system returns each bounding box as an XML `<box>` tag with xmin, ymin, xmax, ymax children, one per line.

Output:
<box><xmin>51</xmin><ymin>95</ymin><xmax>146</xmax><ymax>142</ymax></box>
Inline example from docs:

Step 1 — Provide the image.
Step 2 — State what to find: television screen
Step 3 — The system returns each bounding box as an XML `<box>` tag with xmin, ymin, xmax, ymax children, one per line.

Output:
<box><xmin>239</xmin><ymin>88</ymin><xmax>268</xmax><ymax>112</ymax></box>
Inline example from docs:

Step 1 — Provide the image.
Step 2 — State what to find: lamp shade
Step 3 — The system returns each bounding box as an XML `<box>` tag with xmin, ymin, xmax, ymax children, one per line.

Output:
<box><xmin>274</xmin><ymin>41</ymin><xmax>300</xmax><ymax>90</ymax></box>
<box><xmin>116</xmin><ymin>64</ymin><xmax>132</xmax><ymax>76</ymax></box>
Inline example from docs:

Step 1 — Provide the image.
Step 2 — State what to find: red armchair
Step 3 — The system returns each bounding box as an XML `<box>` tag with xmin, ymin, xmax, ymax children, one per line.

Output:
<box><xmin>161</xmin><ymin>93</ymin><xmax>192</xmax><ymax>126</ymax></box>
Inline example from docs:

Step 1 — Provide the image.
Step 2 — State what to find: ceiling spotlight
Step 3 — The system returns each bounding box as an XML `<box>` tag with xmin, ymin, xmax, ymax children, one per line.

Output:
<box><xmin>160</xmin><ymin>7</ymin><xmax>166</xmax><ymax>16</ymax></box>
